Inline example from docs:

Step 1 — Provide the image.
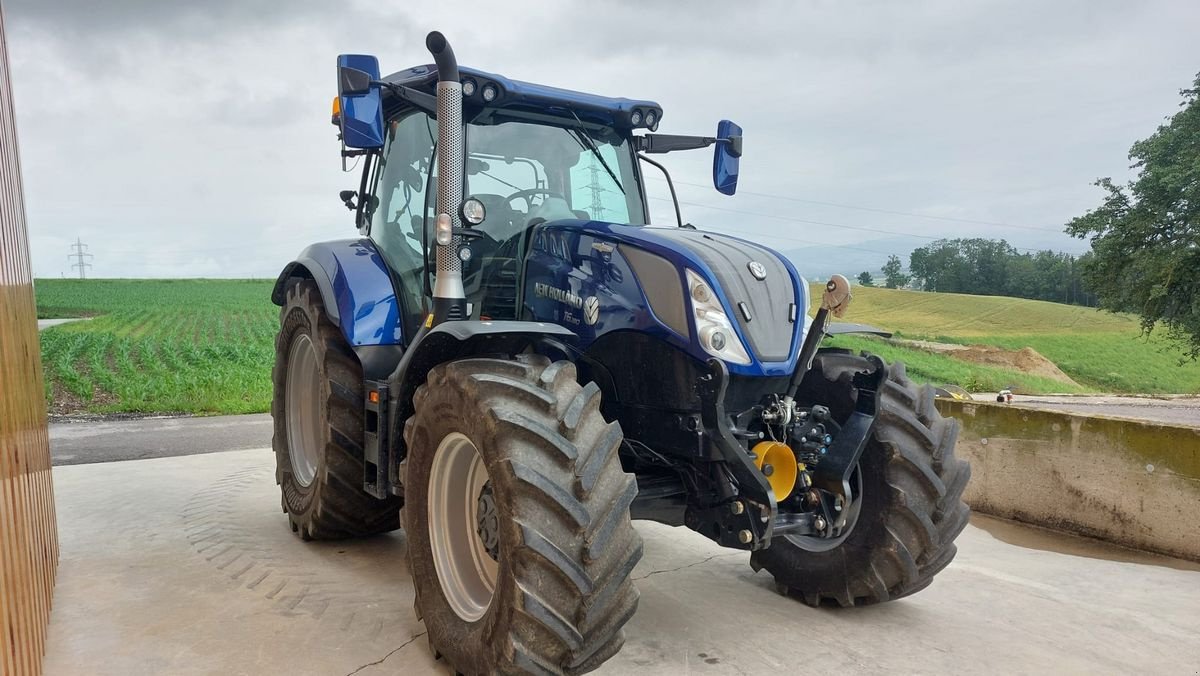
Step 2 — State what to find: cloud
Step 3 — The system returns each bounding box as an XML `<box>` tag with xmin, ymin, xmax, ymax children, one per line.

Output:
<box><xmin>6</xmin><ymin>0</ymin><xmax>1200</xmax><ymax>278</ymax></box>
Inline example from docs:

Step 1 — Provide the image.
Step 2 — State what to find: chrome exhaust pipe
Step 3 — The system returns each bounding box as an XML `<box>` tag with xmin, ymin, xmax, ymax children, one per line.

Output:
<box><xmin>426</xmin><ymin>31</ymin><xmax>467</xmax><ymax>323</ymax></box>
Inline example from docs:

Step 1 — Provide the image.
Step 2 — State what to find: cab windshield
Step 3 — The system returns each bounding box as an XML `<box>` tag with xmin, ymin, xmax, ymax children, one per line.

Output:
<box><xmin>368</xmin><ymin>111</ymin><xmax>645</xmax><ymax>330</ymax></box>
<box><xmin>465</xmin><ymin>115</ymin><xmax>646</xmax><ymax>237</ymax></box>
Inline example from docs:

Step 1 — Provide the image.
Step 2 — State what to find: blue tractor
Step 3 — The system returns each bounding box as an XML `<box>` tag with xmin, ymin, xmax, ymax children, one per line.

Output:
<box><xmin>271</xmin><ymin>32</ymin><xmax>970</xmax><ymax>675</ymax></box>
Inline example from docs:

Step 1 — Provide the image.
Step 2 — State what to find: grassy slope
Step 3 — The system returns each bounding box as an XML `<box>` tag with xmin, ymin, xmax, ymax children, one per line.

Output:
<box><xmin>825</xmin><ymin>285</ymin><xmax>1200</xmax><ymax>394</ymax></box>
<box><xmin>36</xmin><ymin>279</ymin><xmax>276</xmax><ymax>415</ymax></box>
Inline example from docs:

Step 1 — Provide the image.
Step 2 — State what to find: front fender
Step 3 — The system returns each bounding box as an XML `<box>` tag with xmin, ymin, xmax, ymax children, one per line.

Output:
<box><xmin>272</xmin><ymin>238</ymin><xmax>403</xmax><ymax>347</ymax></box>
<box><xmin>379</xmin><ymin>320</ymin><xmax>578</xmax><ymax>493</ymax></box>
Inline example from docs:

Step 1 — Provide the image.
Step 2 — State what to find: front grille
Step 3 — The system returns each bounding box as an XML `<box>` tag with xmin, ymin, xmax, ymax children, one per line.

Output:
<box><xmin>652</xmin><ymin>230</ymin><xmax>798</xmax><ymax>362</ymax></box>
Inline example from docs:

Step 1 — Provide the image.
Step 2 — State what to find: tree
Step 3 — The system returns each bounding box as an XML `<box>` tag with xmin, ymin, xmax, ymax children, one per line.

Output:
<box><xmin>1067</xmin><ymin>73</ymin><xmax>1200</xmax><ymax>359</ymax></box>
<box><xmin>857</xmin><ymin>271</ymin><xmax>875</xmax><ymax>287</ymax></box>
<box><xmin>881</xmin><ymin>255</ymin><xmax>910</xmax><ymax>289</ymax></box>
<box><xmin>909</xmin><ymin>240</ymin><xmax>969</xmax><ymax>292</ymax></box>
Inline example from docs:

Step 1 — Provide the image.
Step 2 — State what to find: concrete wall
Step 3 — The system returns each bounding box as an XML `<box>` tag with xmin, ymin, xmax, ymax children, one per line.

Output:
<box><xmin>0</xmin><ymin>3</ymin><xmax>59</xmax><ymax>675</ymax></box>
<box><xmin>935</xmin><ymin>399</ymin><xmax>1200</xmax><ymax>562</ymax></box>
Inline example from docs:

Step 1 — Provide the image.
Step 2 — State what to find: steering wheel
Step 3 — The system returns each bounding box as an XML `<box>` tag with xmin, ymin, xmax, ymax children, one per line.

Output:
<box><xmin>504</xmin><ymin>188</ymin><xmax>566</xmax><ymax>211</ymax></box>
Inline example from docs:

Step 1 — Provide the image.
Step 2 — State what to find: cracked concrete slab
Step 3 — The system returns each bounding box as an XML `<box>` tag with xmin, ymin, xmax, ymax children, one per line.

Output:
<box><xmin>45</xmin><ymin>449</ymin><xmax>1200</xmax><ymax>674</ymax></box>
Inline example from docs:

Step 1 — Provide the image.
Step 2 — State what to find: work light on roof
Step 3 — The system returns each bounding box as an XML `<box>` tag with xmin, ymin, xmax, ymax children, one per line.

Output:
<box><xmin>630</xmin><ymin>110</ymin><xmax>643</xmax><ymax>127</ymax></box>
<box><xmin>461</xmin><ymin>78</ymin><xmax>477</xmax><ymax>96</ymax></box>
<box><xmin>481</xmin><ymin>84</ymin><xmax>498</xmax><ymax>102</ymax></box>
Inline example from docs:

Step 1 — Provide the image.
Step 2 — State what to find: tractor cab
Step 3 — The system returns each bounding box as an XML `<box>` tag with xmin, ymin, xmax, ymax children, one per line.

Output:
<box><xmin>333</xmin><ymin>59</ymin><xmax>741</xmax><ymax>336</ymax></box>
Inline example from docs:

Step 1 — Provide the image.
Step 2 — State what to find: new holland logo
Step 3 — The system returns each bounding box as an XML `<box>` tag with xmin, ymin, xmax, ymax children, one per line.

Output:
<box><xmin>583</xmin><ymin>296</ymin><xmax>600</xmax><ymax>325</ymax></box>
<box><xmin>747</xmin><ymin>261</ymin><xmax>767</xmax><ymax>281</ymax></box>
<box><xmin>534</xmin><ymin>282</ymin><xmax>583</xmax><ymax>308</ymax></box>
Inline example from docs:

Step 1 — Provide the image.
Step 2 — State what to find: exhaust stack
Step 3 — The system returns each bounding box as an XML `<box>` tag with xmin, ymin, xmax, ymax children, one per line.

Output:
<box><xmin>426</xmin><ymin>31</ymin><xmax>467</xmax><ymax>323</ymax></box>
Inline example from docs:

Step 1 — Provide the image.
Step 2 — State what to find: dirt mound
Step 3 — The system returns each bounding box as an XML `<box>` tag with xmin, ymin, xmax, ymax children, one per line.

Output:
<box><xmin>953</xmin><ymin>346</ymin><xmax>1080</xmax><ymax>386</ymax></box>
<box><xmin>889</xmin><ymin>338</ymin><xmax>1080</xmax><ymax>386</ymax></box>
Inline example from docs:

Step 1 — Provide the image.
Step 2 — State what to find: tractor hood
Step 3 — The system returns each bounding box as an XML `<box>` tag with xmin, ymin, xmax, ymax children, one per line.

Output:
<box><xmin>533</xmin><ymin>220</ymin><xmax>807</xmax><ymax>375</ymax></box>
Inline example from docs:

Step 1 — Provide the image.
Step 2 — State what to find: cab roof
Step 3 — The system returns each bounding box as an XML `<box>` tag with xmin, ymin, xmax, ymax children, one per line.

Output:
<box><xmin>381</xmin><ymin>64</ymin><xmax>663</xmax><ymax>132</ymax></box>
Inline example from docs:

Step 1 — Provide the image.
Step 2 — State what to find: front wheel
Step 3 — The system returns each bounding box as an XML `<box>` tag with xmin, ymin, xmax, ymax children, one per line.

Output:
<box><xmin>402</xmin><ymin>356</ymin><xmax>642</xmax><ymax>675</ymax></box>
<box><xmin>751</xmin><ymin>351</ymin><xmax>971</xmax><ymax>606</ymax></box>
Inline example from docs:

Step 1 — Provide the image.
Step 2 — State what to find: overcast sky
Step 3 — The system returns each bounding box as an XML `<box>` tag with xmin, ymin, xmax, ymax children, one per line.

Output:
<box><xmin>6</xmin><ymin>0</ymin><xmax>1200</xmax><ymax>278</ymax></box>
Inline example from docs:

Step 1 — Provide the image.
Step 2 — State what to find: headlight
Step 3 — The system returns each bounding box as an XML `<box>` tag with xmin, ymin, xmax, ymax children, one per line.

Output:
<box><xmin>800</xmin><ymin>275</ymin><xmax>812</xmax><ymax>332</ymax></box>
<box><xmin>686</xmin><ymin>269</ymin><xmax>751</xmax><ymax>365</ymax></box>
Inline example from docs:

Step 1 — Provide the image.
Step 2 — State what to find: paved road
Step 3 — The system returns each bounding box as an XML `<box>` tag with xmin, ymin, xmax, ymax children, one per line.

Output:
<box><xmin>975</xmin><ymin>393</ymin><xmax>1200</xmax><ymax>428</ymax></box>
<box><xmin>38</xmin><ymin>317</ymin><xmax>88</xmax><ymax>330</ymax></box>
<box><xmin>50</xmin><ymin>389</ymin><xmax>1200</xmax><ymax>467</ymax></box>
<box><xmin>49</xmin><ymin>413</ymin><xmax>272</xmax><ymax>465</ymax></box>
<box><xmin>43</xmin><ymin>449</ymin><xmax>1200</xmax><ymax>675</ymax></box>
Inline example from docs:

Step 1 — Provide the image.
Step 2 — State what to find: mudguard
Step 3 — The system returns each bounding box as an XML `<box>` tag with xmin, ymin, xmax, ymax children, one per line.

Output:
<box><xmin>371</xmin><ymin>320</ymin><xmax>578</xmax><ymax>496</ymax></box>
<box><xmin>388</xmin><ymin>320</ymin><xmax>577</xmax><ymax>409</ymax></box>
<box><xmin>827</xmin><ymin>322</ymin><xmax>892</xmax><ymax>338</ymax></box>
<box><xmin>272</xmin><ymin>238</ymin><xmax>403</xmax><ymax>347</ymax></box>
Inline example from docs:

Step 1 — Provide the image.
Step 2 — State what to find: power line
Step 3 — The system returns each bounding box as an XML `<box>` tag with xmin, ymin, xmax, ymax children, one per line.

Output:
<box><xmin>68</xmin><ymin>237</ymin><xmax>93</xmax><ymax>279</ymax></box>
<box><xmin>646</xmin><ymin>195</ymin><xmax>1059</xmax><ymax>255</ymax></box>
<box><xmin>643</xmin><ymin>175</ymin><xmax>1069</xmax><ymax>234</ymax></box>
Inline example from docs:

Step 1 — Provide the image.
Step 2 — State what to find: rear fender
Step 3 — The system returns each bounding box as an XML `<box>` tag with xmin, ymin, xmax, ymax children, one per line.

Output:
<box><xmin>272</xmin><ymin>239</ymin><xmax>403</xmax><ymax>348</ymax></box>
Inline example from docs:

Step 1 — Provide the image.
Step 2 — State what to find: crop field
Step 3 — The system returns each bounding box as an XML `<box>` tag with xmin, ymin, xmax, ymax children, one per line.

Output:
<box><xmin>36</xmin><ymin>279</ymin><xmax>277</xmax><ymax>415</ymax></box>
<box><xmin>34</xmin><ymin>279</ymin><xmax>1200</xmax><ymax>417</ymax></box>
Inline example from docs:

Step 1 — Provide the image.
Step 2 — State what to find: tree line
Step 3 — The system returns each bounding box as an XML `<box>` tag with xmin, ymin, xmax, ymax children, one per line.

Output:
<box><xmin>908</xmin><ymin>238</ymin><xmax>1097</xmax><ymax>306</ymax></box>
<box><xmin>859</xmin><ymin>239</ymin><xmax>1097</xmax><ymax>307</ymax></box>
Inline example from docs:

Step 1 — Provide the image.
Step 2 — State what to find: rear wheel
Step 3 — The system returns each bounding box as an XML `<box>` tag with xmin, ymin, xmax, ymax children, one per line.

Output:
<box><xmin>751</xmin><ymin>351</ymin><xmax>971</xmax><ymax>606</ymax></box>
<box><xmin>402</xmin><ymin>356</ymin><xmax>642</xmax><ymax>675</ymax></box>
<box><xmin>271</xmin><ymin>279</ymin><xmax>401</xmax><ymax>540</ymax></box>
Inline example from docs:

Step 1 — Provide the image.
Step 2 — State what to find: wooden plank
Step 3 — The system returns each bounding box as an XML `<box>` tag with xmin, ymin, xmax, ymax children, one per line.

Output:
<box><xmin>0</xmin><ymin>2</ymin><xmax>59</xmax><ymax>674</ymax></box>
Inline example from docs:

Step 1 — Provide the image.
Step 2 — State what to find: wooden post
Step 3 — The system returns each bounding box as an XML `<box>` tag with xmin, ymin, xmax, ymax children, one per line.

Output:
<box><xmin>0</xmin><ymin>1</ymin><xmax>60</xmax><ymax>673</ymax></box>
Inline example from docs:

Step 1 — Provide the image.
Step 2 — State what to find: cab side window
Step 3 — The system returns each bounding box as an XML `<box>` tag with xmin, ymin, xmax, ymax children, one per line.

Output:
<box><xmin>568</xmin><ymin>143</ymin><xmax>630</xmax><ymax>223</ymax></box>
<box><xmin>369</xmin><ymin>112</ymin><xmax>437</xmax><ymax>335</ymax></box>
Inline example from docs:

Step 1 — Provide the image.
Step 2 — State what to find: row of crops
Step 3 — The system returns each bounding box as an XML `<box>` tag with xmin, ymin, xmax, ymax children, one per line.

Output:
<box><xmin>36</xmin><ymin>279</ymin><xmax>279</xmax><ymax>415</ymax></box>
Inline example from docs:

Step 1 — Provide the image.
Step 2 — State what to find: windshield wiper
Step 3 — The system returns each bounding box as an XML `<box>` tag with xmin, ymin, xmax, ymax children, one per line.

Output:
<box><xmin>567</xmin><ymin>110</ymin><xmax>624</xmax><ymax>195</ymax></box>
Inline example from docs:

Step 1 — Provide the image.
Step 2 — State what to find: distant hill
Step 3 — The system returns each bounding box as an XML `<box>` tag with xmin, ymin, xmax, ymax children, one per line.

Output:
<box><xmin>776</xmin><ymin>236</ymin><xmax>925</xmax><ymax>279</ymax></box>
<box><xmin>824</xmin><ymin>285</ymin><xmax>1200</xmax><ymax>395</ymax></box>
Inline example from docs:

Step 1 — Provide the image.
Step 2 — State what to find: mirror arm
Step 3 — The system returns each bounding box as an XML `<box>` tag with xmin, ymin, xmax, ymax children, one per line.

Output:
<box><xmin>376</xmin><ymin>81</ymin><xmax>438</xmax><ymax>116</ymax></box>
<box><xmin>636</xmin><ymin>133</ymin><xmax>742</xmax><ymax>156</ymax></box>
<box><xmin>637</xmin><ymin>153</ymin><xmax>683</xmax><ymax>227</ymax></box>
<box><xmin>636</xmin><ymin>133</ymin><xmax>716</xmax><ymax>154</ymax></box>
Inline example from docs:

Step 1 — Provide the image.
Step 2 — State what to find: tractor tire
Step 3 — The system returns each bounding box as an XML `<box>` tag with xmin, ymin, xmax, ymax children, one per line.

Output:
<box><xmin>402</xmin><ymin>356</ymin><xmax>642</xmax><ymax>676</ymax></box>
<box><xmin>750</xmin><ymin>350</ymin><xmax>971</xmax><ymax>606</ymax></box>
<box><xmin>271</xmin><ymin>279</ymin><xmax>401</xmax><ymax>540</ymax></box>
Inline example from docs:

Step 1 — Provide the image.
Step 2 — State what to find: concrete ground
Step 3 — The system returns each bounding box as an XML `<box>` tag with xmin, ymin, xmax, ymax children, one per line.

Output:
<box><xmin>44</xmin><ymin>448</ymin><xmax>1200</xmax><ymax>675</ymax></box>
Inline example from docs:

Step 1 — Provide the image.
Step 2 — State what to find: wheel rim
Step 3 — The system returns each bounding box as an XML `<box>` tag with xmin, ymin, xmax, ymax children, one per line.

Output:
<box><xmin>428</xmin><ymin>432</ymin><xmax>498</xmax><ymax>622</ymax></box>
<box><xmin>786</xmin><ymin>464</ymin><xmax>865</xmax><ymax>552</ymax></box>
<box><xmin>285</xmin><ymin>333</ymin><xmax>322</xmax><ymax>488</ymax></box>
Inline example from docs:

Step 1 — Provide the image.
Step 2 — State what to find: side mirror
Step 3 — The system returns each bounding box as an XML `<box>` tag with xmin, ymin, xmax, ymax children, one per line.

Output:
<box><xmin>336</xmin><ymin>54</ymin><xmax>384</xmax><ymax>150</ymax></box>
<box><xmin>338</xmin><ymin>66</ymin><xmax>373</xmax><ymax>96</ymax></box>
<box><xmin>712</xmin><ymin>119</ymin><xmax>742</xmax><ymax>196</ymax></box>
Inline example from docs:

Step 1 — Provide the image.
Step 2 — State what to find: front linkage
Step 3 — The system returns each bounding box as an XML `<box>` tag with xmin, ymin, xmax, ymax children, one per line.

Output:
<box><xmin>688</xmin><ymin>275</ymin><xmax>886</xmax><ymax>551</ymax></box>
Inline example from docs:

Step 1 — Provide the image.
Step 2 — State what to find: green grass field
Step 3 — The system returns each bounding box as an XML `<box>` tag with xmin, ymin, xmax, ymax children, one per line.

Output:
<box><xmin>33</xmin><ymin>278</ymin><xmax>1200</xmax><ymax>417</ymax></box>
<box><xmin>36</xmin><ymin>279</ymin><xmax>276</xmax><ymax>415</ymax></box>
<box><xmin>826</xmin><ymin>285</ymin><xmax>1200</xmax><ymax>395</ymax></box>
